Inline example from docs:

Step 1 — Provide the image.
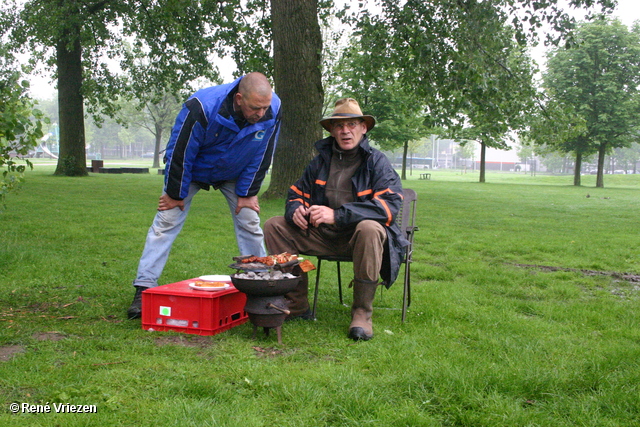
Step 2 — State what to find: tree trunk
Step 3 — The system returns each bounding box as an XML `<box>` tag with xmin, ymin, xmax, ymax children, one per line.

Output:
<box><xmin>596</xmin><ymin>143</ymin><xmax>607</xmax><ymax>188</ymax></box>
<box><xmin>264</xmin><ymin>0</ymin><xmax>324</xmax><ymax>199</ymax></box>
<box><xmin>573</xmin><ymin>151</ymin><xmax>582</xmax><ymax>186</ymax></box>
<box><xmin>54</xmin><ymin>23</ymin><xmax>87</xmax><ymax>176</ymax></box>
<box><xmin>401</xmin><ymin>140</ymin><xmax>408</xmax><ymax>180</ymax></box>
<box><xmin>479</xmin><ymin>141</ymin><xmax>486</xmax><ymax>183</ymax></box>
<box><xmin>153</xmin><ymin>122</ymin><xmax>162</xmax><ymax>169</ymax></box>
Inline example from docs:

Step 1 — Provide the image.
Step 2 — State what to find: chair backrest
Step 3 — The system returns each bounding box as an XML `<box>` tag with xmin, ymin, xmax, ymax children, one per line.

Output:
<box><xmin>398</xmin><ymin>188</ymin><xmax>418</xmax><ymax>263</ymax></box>
<box><xmin>398</xmin><ymin>188</ymin><xmax>417</xmax><ymax>236</ymax></box>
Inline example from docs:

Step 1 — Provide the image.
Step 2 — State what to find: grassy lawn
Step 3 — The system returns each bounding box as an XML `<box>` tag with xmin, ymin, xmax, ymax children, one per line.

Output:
<box><xmin>1</xmin><ymin>161</ymin><xmax>639</xmax><ymax>426</ymax></box>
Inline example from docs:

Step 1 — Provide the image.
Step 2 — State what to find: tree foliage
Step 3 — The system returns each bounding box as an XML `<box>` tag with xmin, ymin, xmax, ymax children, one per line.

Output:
<box><xmin>2</xmin><ymin>0</ymin><xmax>621</xmax><ymax>191</ymax></box>
<box><xmin>116</xmin><ymin>91</ymin><xmax>181</xmax><ymax>169</ymax></box>
<box><xmin>447</xmin><ymin>21</ymin><xmax>537</xmax><ymax>182</ymax></box>
<box><xmin>0</xmin><ymin>43</ymin><xmax>46</xmax><ymax>208</ymax></box>
<box><xmin>541</xmin><ymin>17</ymin><xmax>640</xmax><ymax>187</ymax></box>
<box><xmin>329</xmin><ymin>20</ymin><xmax>428</xmax><ymax>180</ymax></box>
<box><xmin>342</xmin><ymin>1</ymin><xmax>546</xmax><ymax>182</ymax></box>
<box><xmin>2</xmin><ymin>0</ymin><xmax>240</xmax><ymax>176</ymax></box>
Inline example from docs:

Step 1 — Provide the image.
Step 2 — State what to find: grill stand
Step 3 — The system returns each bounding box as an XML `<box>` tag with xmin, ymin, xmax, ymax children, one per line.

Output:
<box><xmin>244</xmin><ymin>295</ymin><xmax>290</xmax><ymax>345</ymax></box>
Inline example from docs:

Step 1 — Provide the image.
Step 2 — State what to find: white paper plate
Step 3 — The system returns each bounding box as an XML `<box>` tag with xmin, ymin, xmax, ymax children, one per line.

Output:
<box><xmin>199</xmin><ymin>275</ymin><xmax>232</xmax><ymax>282</ymax></box>
<box><xmin>189</xmin><ymin>282</ymin><xmax>230</xmax><ymax>292</ymax></box>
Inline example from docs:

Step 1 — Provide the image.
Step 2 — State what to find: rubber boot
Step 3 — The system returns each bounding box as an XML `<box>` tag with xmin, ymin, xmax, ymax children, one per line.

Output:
<box><xmin>284</xmin><ymin>273</ymin><xmax>312</xmax><ymax>320</ymax></box>
<box><xmin>348</xmin><ymin>279</ymin><xmax>378</xmax><ymax>341</ymax></box>
<box><xmin>127</xmin><ymin>286</ymin><xmax>145</xmax><ymax>319</ymax></box>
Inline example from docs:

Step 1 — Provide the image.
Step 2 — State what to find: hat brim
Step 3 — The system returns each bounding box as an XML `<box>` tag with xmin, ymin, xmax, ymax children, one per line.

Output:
<box><xmin>320</xmin><ymin>114</ymin><xmax>376</xmax><ymax>132</ymax></box>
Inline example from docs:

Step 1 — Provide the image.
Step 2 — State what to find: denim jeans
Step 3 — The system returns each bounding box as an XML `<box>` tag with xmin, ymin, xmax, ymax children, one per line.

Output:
<box><xmin>133</xmin><ymin>181</ymin><xmax>266</xmax><ymax>288</ymax></box>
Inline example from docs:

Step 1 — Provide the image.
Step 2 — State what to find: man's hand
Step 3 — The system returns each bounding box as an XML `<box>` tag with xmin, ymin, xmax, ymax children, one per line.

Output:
<box><xmin>236</xmin><ymin>195</ymin><xmax>260</xmax><ymax>214</ymax></box>
<box><xmin>308</xmin><ymin>205</ymin><xmax>335</xmax><ymax>227</ymax></box>
<box><xmin>292</xmin><ymin>205</ymin><xmax>310</xmax><ymax>230</ymax></box>
<box><xmin>158</xmin><ymin>194</ymin><xmax>184</xmax><ymax>211</ymax></box>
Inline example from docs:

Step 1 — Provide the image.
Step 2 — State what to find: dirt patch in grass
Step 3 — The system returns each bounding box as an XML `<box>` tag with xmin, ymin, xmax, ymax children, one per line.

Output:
<box><xmin>512</xmin><ymin>263</ymin><xmax>640</xmax><ymax>283</ymax></box>
<box><xmin>252</xmin><ymin>346</ymin><xmax>284</xmax><ymax>358</ymax></box>
<box><xmin>33</xmin><ymin>331</ymin><xmax>67</xmax><ymax>341</ymax></box>
<box><xmin>0</xmin><ymin>345</ymin><xmax>25</xmax><ymax>362</ymax></box>
<box><xmin>512</xmin><ymin>263</ymin><xmax>640</xmax><ymax>297</ymax></box>
<box><xmin>154</xmin><ymin>335</ymin><xmax>214</xmax><ymax>348</ymax></box>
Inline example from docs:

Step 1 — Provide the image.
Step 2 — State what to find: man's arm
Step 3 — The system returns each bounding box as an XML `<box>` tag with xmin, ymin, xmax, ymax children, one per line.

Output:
<box><xmin>284</xmin><ymin>159</ymin><xmax>318</xmax><ymax>227</ymax></box>
<box><xmin>164</xmin><ymin>98</ymin><xmax>208</xmax><ymax>200</ymax></box>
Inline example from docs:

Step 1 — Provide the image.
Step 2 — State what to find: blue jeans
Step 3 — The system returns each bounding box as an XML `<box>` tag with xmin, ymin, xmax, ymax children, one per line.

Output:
<box><xmin>133</xmin><ymin>181</ymin><xmax>266</xmax><ymax>288</ymax></box>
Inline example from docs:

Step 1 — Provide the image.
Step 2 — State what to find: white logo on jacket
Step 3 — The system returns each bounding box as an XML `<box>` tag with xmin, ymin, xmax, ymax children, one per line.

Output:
<box><xmin>254</xmin><ymin>130</ymin><xmax>266</xmax><ymax>140</ymax></box>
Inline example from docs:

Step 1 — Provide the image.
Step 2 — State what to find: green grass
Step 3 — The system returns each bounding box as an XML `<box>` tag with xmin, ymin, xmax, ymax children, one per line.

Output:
<box><xmin>1</xmin><ymin>163</ymin><xmax>639</xmax><ymax>426</ymax></box>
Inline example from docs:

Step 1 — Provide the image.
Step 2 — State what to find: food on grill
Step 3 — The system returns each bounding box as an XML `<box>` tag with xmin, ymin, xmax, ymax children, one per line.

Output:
<box><xmin>297</xmin><ymin>259</ymin><xmax>316</xmax><ymax>273</ymax></box>
<box><xmin>193</xmin><ymin>281</ymin><xmax>227</xmax><ymax>288</ymax></box>
<box><xmin>241</xmin><ymin>256</ymin><xmax>276</xmax><ymax>266</ymax></box>
<box><xmin>240</xmin><ymin>252</ymin><xmax>298</xmax><ymax>266</ymax></box>
<box><xmin>274</xmin><ymin>252</ymin><xmax>298</xmax><ymax>264</ymax></box>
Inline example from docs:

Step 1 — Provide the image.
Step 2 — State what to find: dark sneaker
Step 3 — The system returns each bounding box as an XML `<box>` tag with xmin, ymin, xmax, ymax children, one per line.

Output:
<box><xmin>285</xmin><ymin>308</ymin><xmax>314</xmax><ymax>322</ymax></box>
<box><xmin>127</xmin><ymin>287</ymin><xmax>145</xmax><ymax>319</ymax></box>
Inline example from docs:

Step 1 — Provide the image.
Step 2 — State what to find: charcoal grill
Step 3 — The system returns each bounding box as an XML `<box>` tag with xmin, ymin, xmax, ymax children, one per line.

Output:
<box><xmin>230</xmin><ymin>274</ymin><xmax>301</xmax><ymax>344</ymax></box>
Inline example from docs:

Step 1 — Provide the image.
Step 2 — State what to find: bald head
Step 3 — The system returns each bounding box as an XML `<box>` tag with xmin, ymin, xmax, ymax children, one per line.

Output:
<box><xmin>235</xmin><ymin>72</ymin><xmax>273</xmax><ymax>124</ymax></box>
<box><xmin>238</xmin><ymin>72</ymin><xmax>272</xmax><ymax>98</ymax></box>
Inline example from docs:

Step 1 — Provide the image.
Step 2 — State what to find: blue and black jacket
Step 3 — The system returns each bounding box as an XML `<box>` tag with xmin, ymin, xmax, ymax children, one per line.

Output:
<box><xmin>163</xmin><ymin>76</ymin><xmax>282</xmax><ymax>200</ymax></box>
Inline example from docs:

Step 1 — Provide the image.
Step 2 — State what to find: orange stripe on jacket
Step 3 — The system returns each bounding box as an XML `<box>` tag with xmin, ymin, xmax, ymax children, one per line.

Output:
<box><xmin>373</xmin><ymin>188</ymin><xmax>396</xmax><ymax>226</ymax></box>
<box><xmin>291</xmin><ymin>198</ymin><xmax>310</xmax><ymax>207</ymax></box>
<box><xmin>290</xmin><ymin>185</ymin><xmax>310</xmax><ymax>200</ymax></box>
<box><xmin>315</xmin><ymin>179</ymin><xmax>326</xmax><ymax>186</ymax></box>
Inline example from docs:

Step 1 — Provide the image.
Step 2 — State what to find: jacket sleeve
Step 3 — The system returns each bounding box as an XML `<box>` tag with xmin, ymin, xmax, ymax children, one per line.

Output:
<box><xmin>284</xmin><ymin>157</ymin><xmax>319</xmax><ymax>227</ymax></box>
<box><xmin>334</xmin><ymin>153</ymin><xmax>403</xmax><ymax>229</ymax></box>
<box><xmin>235</xmin><ymin>110</ymin><xmax>282</xmax><ymax>198</ymax></box>
<box><xmin>164</xmin><ymin>97</ymin><xmax>208</xmax><ymax>200</ymax></box>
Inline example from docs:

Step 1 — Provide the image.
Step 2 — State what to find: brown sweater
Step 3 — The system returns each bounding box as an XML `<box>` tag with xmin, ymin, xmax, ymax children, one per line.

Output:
<box><xmin>325</xmin><ymin>142</ymin><xmax>363</xmax><ymax>209</ymax></box>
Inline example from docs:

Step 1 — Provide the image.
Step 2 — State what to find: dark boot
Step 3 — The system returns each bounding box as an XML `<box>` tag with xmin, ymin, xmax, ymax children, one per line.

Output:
<box><xmin>348</xmin><ymin>279</ymin><xmax>378</xmax><ymax>341</ymax></box>
<box><xmin>127</xmin><ymin>286</ymin><xmax>145</xmax><ymax>319</ymax></box>
<box><xmin>284</xmin><ymin>273</ymin><xmax>312</xmax><ymax>320</ymax></box>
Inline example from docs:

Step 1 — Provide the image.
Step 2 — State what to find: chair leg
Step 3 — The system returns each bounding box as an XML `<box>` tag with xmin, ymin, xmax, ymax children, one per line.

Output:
<box><xmin>312</xmin><ymin>258</ymin><xmax>322</xmax><ymax>319</ymax></box>
<box><xmin>402</xmin><ymin>251</ymin><xmax>412</xmax><ymax>323</ymax></box>
<box><xmin>336</xmin><ymin>261</ymin><xmax>343</xmax><ymax>305</ymax></box>
<box><xmin>407</xmin><ymin>261</ymin><xmax>411</xmax><ymax>308</ymax></box>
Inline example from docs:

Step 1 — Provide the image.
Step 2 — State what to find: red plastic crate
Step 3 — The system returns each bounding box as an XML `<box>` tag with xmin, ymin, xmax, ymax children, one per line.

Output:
<box><xmin>141</xmin><ymin>278</ymin><xmax>248</xmax><ymax>336</ymax></box>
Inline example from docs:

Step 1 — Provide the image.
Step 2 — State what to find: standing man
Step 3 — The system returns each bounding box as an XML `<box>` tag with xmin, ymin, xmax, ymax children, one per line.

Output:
<box><xmin>128</xmin><ymin>72</ymin><xmax>281</xmax><ymax>319</ymax></box>
<box><xmin>264</xmin><ymin>98</ymin><xmax>408</xmax><ymax>341</ymax></box>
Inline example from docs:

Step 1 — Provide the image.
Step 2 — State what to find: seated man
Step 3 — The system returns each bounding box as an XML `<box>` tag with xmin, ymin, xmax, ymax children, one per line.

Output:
<box><xmin>264</xmin><ymin>98</ymin><xmax>408</xmax><ymax>341</ymax></box>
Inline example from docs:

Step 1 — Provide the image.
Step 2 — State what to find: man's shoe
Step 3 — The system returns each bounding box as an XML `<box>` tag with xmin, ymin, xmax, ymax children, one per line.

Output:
<box><xmin>127</xmin><ymin>286</ymin><xmax>145</xmax><ymax>319</ymax></box>
<box><xmin>285</xmin><ymin>308</ymin><xmax>314</xmax><ymax>322</ymax></box>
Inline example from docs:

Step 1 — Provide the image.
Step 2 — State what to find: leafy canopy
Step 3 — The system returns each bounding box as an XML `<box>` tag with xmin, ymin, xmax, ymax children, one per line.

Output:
<box><xmin>0</xmin><ymin>43</ymin><xmax>47</xmax><ymax>208</ymax></box>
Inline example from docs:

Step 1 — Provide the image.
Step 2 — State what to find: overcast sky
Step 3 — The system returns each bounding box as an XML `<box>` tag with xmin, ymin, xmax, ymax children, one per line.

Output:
<box><xmin>26</xmin><ymin>0</ymin><xmax>640</xmax><ymax>100</ymax></box>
